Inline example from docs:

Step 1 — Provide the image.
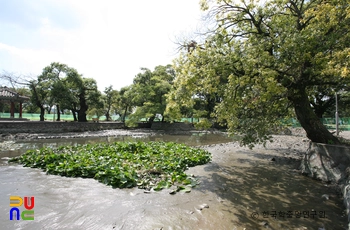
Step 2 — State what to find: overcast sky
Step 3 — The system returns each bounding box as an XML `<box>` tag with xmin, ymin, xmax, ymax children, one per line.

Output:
<box><xmin>0</xmin><ymin>0</ymin><xmax>205</xmax><ymax>90</ymax></box>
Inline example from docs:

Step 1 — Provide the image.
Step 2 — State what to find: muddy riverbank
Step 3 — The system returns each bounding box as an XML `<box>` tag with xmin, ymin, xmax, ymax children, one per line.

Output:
<box><xmin>0</xmin><ymin>128</ymin><xmax>226</xmax><ymax>141</ymax></box>
<box><xmin>1</xmin><ymin>129</ymin><xmax>349</xmax><ymax>229</ymax></box>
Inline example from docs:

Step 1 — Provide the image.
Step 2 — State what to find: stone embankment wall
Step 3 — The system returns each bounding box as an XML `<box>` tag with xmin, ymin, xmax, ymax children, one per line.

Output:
<box><xmin>300</xmin><ymin>143</ymin><xmax>350</xmax><ymax>229</ymax></box>
<box><xmin>0</xmin><ymin>121</ymin><xmax>125</xmax><ymax>134</ymax></box>
<box><xmin>151</xmin><ymin>122</ymin><xmax>194</xmax><ymax>131</ymax></box>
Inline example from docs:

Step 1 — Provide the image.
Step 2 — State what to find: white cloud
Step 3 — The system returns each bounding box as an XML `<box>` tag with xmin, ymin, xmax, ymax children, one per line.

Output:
<box><xmin>0</xmin><ymin>42</ymin><xmax>61</xmax><ymax>73</ymax></box>
<box><xmin>0</xmin><ymin>0</ymin><xmax>205</xmax><ymax>90</ymax></box>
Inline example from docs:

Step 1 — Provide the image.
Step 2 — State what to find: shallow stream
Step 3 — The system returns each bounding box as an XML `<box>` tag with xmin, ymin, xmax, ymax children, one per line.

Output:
<box><xmin>0</xmin><ymin>132</ymin><xmax>235</xmax><ymax>165</ymax></box>
<box><xmin>0</xmin><ymin>132</ymin><xmax>348</xmax><ymax>229</ymax></box>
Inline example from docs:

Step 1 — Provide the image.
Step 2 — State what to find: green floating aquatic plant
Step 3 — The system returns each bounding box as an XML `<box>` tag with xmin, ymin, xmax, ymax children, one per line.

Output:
<box><xmin>9</xmin><ymin>141</ymin><xmax>211</xmax><ymax>192</ymax></box>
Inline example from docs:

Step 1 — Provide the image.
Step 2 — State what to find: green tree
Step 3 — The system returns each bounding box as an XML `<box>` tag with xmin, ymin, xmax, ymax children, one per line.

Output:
<box><xmin>103</xmin><ymin>85</ymin><xmax>118</xmax><ymax>121</ymax></box>
<box><xmin>87</xmin><ymin>90</ymin><xmax>104</xmax><ymax>120</ymax></box>
<box><xmin>32</xmin><ymin>62</ymin><xmax>100</xmax><ymax>122</ymax></box>
<box><xmin>166</xmin><ymin>37</ymin><xmax>230</xmax><ymax>123</ymax></box>
<box><xmin>37</xmin><ymin>62</ymin><xmax>70</xmax><ymax>121</ymax></box>
<box><xmin>129</xmin><ymin>65</ymin><xmax>175</xmax><ymax>124</ymax></box>
<box><xmin>117</xmin><ymin>86</ymin><xmax>133</xmax><ymax>122</ymax></box>
<box><xmin>169</xmin><ymin>0</ymin><xmax>350</xmax><ymax>147</ymax></box>
<box><xmin>309</xmin><ymin>86</ymin><xmax>337</xmax><ymax>119</ymax></box>
<box><xmin>64</xmin><ymin>73</ymin><xmax>100</xmax><ymax>122</ymax></box>
<box><xmin>29</xmin><ymin>79</ymin><xmax>49</xmax><ymax>121</ymax></box>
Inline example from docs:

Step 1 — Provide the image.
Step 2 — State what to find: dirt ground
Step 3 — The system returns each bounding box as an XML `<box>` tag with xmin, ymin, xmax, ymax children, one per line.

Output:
<box><xmin>1</xmin><ymin>128</ymin><xmax>349</xmax><ymax>229</ymax></box>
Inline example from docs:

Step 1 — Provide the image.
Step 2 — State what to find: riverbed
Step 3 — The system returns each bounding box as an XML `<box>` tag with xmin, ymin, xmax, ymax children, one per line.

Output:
<box><xmin>0</xmin><ymin>130</ymin><xmax>348</xmax><ymax>229</ymax></box>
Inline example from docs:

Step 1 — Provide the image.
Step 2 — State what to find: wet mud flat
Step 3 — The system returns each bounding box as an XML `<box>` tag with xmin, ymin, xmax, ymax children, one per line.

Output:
<box><xmin>0</xmin><ymin>133</ymin><xmax>349</xmax><ymax>229</ymax></box>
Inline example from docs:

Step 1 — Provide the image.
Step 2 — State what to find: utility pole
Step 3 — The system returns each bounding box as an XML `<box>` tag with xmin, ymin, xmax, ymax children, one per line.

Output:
<box><xmin>335</xmin><ymin>93</ymin><xmax>339</xmax><ymax>136</ymax></box>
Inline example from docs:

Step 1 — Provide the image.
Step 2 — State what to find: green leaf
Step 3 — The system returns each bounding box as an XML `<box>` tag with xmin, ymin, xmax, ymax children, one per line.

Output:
<box><xmin>9</xmin><ymin>141</ymin><xmax>211</xmax><ymax>193</ymax></box>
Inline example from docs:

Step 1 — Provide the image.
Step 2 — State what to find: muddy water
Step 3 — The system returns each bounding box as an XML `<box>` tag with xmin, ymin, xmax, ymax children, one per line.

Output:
<box><xmin>0</xmin><ymin>133</ymin><xmax>348</xmax><ymax>229</ymax></box>
<box><xmin>0</xmin><ymin>132</ymin><xmax>236</xmax><ymax>164</ymax></box>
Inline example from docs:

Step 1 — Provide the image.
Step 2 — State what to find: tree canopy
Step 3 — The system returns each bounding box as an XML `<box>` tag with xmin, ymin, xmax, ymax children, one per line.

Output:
<box><xmin>167</xmin><ymin>0</ymin><xmax>350</xmax><ymax>147</ymax></box>
<box><xmin>30</xmin><ymin>62</ymin><xmax>100</xmax><ymax>122</ymax></box>
<box><xmin>127</xmin><ymin>65</ymin><xmax>175</xmax><ymax>125</ymax></box>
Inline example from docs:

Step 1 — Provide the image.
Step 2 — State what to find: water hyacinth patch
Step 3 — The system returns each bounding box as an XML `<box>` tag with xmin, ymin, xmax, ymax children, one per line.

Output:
<box><xmin>9</xmin><ymin>142</ymin><xmax>211</xmax><ymax>192</ymax></box>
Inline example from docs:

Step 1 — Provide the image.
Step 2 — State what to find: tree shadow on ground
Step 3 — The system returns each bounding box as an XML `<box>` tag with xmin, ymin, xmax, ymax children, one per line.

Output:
<box><xmin>193</xmin><ymin>150</ymin><xmax>347</xmax><ymax>229</ymax></box>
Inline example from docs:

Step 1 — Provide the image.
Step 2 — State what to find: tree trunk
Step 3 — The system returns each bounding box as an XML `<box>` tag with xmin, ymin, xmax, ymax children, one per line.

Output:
<box><xmin>314</xmin><ymin>109</ymin><xmax>324</xmax><ymax>119</ymax></box>
<box><xmin>71</xmin><ymin>109</ymin><xmax>77</xmax><ymax>121</ymax></box>
<box><xmin>312</xmin><ymin>97</ymin><xmax>335</xmax><ymax>119</ymax></box>
<box><xmin>78</xmin><ymin>108</ymin><xmax>88</xmax><ymax>122</ymax></box>
<box><xmin>39</xmin><ymin>107</ymin><xmax>45</xmax><ymax>121</ymax></box>
<box><xmin>56</xmin><ymin>104</ymin><xmax>60</xmax><ymax>121</ymax></box>
<box><xmin>105</xmin><ymin>111</ymin><xmax>110</xmax><ymax>121</ymax></box>
<box><xmin>78</xmin><ymin>93</ymin><xmax>88</xmax><ymax>122</ymax></box>
<box><xmin>148</xmin><ymin>115</ymin><xmax>155</xmax><ymax>124</ymax></box>
<box><xmin>122</xmin><ymin>106</ymin><xmax>128</xmax><ymax>122</ymax></box>
<box><xmin>289</xmin><ymin>87</ymin><xmax>340</xmax><ymax>144</ymax></box>
<box><xmin>46</xmin><ymin>106</ymin><xmax>52</xmax><ymax>114</ymax></box>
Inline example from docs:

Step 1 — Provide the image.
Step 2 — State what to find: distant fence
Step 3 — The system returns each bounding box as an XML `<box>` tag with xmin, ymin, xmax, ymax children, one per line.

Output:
<box><xmin>1</xmin><ymin>113</ymin><xmax>350</xmax><ymax>130</ymax></box>
<box><xmin>0</xmin><ymin>113</ymin><xmax>201</xmax><ymax>122</ymax></box>
<box><xmin>0</xmin><ymin>113</ymin><xmax>119</xmax><ymax>121</ymax></box>
<box><xmin>281</xmin><ymin>117</ymin><xmax>350</xmax><ymax>131</ymax></box>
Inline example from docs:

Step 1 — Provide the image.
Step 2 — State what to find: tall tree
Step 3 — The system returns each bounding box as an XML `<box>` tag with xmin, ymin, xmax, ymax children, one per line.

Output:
<box><xmin>64</xmin><ymin>71</ymin><xmax>100</xmax><ymax>122</ymax></box>
<box><xmin>169</xmin><ymin>0</ymin><xmax>350</xmax><ymax>147</ymax></box>
<box><xmin>87</xmin><ymin>90</ymin><xmax>104</xmax><ymax>120</ymax></box>
<box><xmin>103</xmin><ymin>85</ymin><xmax>118</xmax><ymax>121</ymax></box>
<box><xmin>166</xmin><ymin>36</ymin><xmax>230</xmax><ymax>122</ymax></box>
<box><xmin>28</xmin><ymin>79</ymin><xmax>49</xmax><ymax>121</ymax></box>
<box><xmin>117</xmin><ymin>86</ymin><xmax>133</xmax><ymax>122</ymax></box>
<box><xmin>32</xmin><ymin>62</ymin><xmax>100</xmax><ymax>122</ymax></box>
<box><xmin>129</xmin><ymin>65</ymin><xmax>175</xmax><ymax>124</ymax></box>
<box><xmin>37</xmin><ymin>62</ymin><xmax>70</xmax><ymax>121</ymax></box>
